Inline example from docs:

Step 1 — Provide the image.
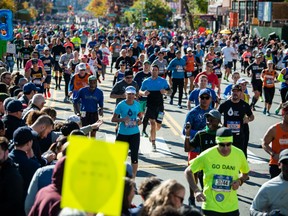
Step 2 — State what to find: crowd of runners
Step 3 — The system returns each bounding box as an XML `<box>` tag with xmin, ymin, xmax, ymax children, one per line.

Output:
<box><xmin>0</xmin><ymin>18</ymin><xmax>288</xmax><ymax>216</ymax></box>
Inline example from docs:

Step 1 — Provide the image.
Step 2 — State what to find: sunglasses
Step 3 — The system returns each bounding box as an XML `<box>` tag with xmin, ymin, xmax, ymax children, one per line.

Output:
<box><xmin>219</xmin><ymin>143</ymin><xmax>232</xmax><ymax>147</ymax></box>
<box><xmin>174</xmin><ymin>194</ymin><xmax>184</xmax><ymax>203</ymax></box>
<box><xmin>200</xmin><ymin>96</ymin><xmax>210</xmax><ymax>100</ymax></box>
<box><xmin>125</xmin><ymin>76</ymin><xmax>133</xmax><ymax>79</ymax></box>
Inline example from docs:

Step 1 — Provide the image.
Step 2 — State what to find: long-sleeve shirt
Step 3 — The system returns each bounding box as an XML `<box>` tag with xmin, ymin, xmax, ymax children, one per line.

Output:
<box><xmin>167</xmin><ymin>57</ymin><xmax>186</xmax><ymax>79</ymax></box>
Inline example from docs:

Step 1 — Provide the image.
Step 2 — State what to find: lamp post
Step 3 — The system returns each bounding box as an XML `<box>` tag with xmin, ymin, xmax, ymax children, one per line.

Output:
<box><xmin>141</xmin><ymin>0</ymin><xmax>145</xmax><ymax>30</ymax></box>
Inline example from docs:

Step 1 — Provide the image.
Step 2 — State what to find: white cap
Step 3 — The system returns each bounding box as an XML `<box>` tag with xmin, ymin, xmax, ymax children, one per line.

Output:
<box><xmin>267</xmin><ymin>60</ymin><xmax>274</xmax><ymax>64</ymax></box>
<box><xmin>78</xmin><ymin>63</ymin><xmax>86</xmax><ymax>71</ymax></box>
<box><xmin>125</xmin><ymin>86</ymin><xmax>136</xmax><ymax>94</ymax></box>
<box><xmin>67</xmin><ymin>115</ymin><xmax>81</xmax><ymax>124</ymax></box>
<box><xmin>187</xmin><ymin>47</ymin><xmax>193</xmax><ymax>52</ymax></box>
<box><xmin>44</xmin><ymin>47</ymin><xmax>49</xmax><ymax>51</ymax></box>
<box><xmin>237</xmin><ymin>78</ymin><xmax>249</xmax><ymax>84</ymax></box>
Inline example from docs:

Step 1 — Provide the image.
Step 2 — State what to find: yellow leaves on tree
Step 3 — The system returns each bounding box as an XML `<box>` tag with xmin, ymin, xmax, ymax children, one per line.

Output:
<box><xmin>0</xmin><ymin>0</ymin><xmax>16</xmax><ymax>12</ymax></box>
<box><xmin>43</xmin><ymin>2</ymin><xmax>53</xmax><ymax>14</ymax></box>
<box><xmin>28</xmin><ymin>7</ymin><xmax>38</xmax><ymax>19</ymax></box>
<box><xmin>22</xmin><ymin>1</ymin><xmax>29</xmax><ymax>9</ymax></box>
<box><xmin>86</xmin><ymin>0</ymin><xmax>108</xmax><ymax>17</ymax></box>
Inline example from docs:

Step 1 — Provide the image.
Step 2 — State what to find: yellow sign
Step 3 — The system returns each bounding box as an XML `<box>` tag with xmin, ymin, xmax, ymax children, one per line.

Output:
<box><xmin>61</xmin><ymin>136</ymin><xmax>128</xmax><ymax>215</ymax></box>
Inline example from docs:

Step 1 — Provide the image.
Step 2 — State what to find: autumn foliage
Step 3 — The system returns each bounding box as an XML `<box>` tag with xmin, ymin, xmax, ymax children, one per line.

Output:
<box><xmin>86</xmin><ymin>0</ymin><xmax>108</xmax><ymax>17</ymax></box>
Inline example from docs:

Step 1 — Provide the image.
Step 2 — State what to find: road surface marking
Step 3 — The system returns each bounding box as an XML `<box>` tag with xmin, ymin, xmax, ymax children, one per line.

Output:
<box><xmin>247</xmin><ymin>149</ymin><xmax>267</xmax><ymax>164</ymax></box>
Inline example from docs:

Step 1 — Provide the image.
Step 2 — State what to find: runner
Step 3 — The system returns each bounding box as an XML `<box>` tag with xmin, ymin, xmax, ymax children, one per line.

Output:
<box><xmin>185</xmin><ymin>127</ymin><xmax>250</xmax><ymax>216</ymax></box>
<box><xmin>139</xmin><ymin>64</ymin><xmax>171</xmax><ymax>151</ymax></box>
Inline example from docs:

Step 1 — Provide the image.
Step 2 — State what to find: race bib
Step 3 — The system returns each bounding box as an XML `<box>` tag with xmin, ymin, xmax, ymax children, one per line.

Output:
<box><xmin>255</xmin><ymin>73</ymin><xmax>261</xmax><ymax>80</ymax></box>
<box><xmin>125</xmin><ymin>119</ymin><xmax>137</xmax><ymax>128</ymax></box>
<box><xmin>159</xmin><ymin>67</ymin><xmax>164</xmax><ymax>74</ymax></box>
<box><xmin>55</xmin><ymin>55</ymin><xmax>60</xmax><ymax>61</ymax></box>
<box><xmin>186</xmin><ymin>72</ymin><xmax>192</xmax><ymax>77</ymax></box>
<box><xmin>44</xmin><ymin>65</ymin><xmax>50</xmax><ymax>71</ymax></box>
<box><xmin>212</xmin><ymin>175</ymin><xmax>232</xmax><ymax>192</ymax></box>
<box><xmin>266</xmin><ymin>79</ymin><xmax>273</xmax><ymax>85</ymax></box>
<box><xmin>33</xmin><ymin>79</ymin><xmax>42</xmax><ymax>85</ymax></box>
<box><xmin>24</xmin><ymin>54</ymin><xmax>30</xmax><ymax>59</ymax></box>
<box><xmin>7</xmin><ymin>56</ymin><xmax>13</xmax><ymax>61</ymax></box>
<box><xmin>215</xmin><ymin>69</ymin><xmax>221</xmax><ymax>75</ymax></box>
<box><xmin>177</xmin><ymin>66</ymin><xmax>184</xmax><ymax>72</ymax></box>
<box><xmin>279</xmin><ymin>138</ymin><xmax>288</xmax><ymax>145</ymax></box>
<box><xmin>227</xmin><ymin>121</ymin><xmax>240</xmax><ymax>133</ymax></box>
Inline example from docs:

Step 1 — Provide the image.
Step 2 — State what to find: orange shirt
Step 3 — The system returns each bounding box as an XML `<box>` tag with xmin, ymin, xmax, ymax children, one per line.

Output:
<box><xmin>185</xmin><ymin>55</ymin><xmax>195</xmax><ymax>72</ymax></box>
<box><xmin>262</xmin><ymin>69</ymin><xmax>276</xmax><ymax>88</ymax></box>
<box><xmin>270</xmin><ymin>123</ymin><xmax>288</xmax><ymax>165</ymax></box>
<box><xmin>73</xmin><ymin>73</ymin><xmax>90</xmax><ymax>91</ymax></box>
<box><xmin>241</xmin><ymin>51</ymin><xmax>251</xmax><ymax>62</ymax></box>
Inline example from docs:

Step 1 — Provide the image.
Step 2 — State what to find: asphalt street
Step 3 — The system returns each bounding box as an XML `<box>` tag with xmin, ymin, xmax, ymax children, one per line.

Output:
<box><xmin>18</xmin><ymin>62</ymin><xmax>282</xmax><ymax>215</ymax></box>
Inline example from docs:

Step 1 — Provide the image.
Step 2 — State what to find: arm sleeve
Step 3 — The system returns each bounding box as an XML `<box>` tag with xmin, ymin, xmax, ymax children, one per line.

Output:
<box><xmin>98</xmin><ymin>90</ymin><xmax>104</xmax><ymax>108</ymax></box>
<box><xmin>73</xmin><ymin>88</ymin><xmax>82</xmax><ymax>104</ymax></box>
<box><xmin>68</xmin><ymin>76</ymin><xmax>75</xmax><ymax>92</ymax></box>
<box><xmin>166</xmin><ymin>60</ymin><xmax>175</xmax><ymax>71</ymax></box>
<box><xmin>25</xmin><ymin>169</ymin><xmax>40</xmax><ymax>215</ymax></box>
<box><xmin>223</xmin><ymin>85</ymin><xmax>232</xmax><ymax>96</ymax></box>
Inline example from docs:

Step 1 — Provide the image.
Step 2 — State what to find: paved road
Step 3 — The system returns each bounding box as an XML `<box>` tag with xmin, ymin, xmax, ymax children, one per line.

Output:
<box><xmin>18</xmin><ymin>63</ymin><xmax>281</xmax><ymax>214</ymax></box>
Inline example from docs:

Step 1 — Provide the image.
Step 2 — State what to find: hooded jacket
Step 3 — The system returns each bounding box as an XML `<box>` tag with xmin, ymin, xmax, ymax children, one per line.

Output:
<box><xmin>28</xmin><ymin>156</ymin><xmax>66</xmax><ymax>216</ymax></box>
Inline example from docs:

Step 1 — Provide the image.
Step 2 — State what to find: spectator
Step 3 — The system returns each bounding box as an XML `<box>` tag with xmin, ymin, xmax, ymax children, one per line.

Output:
<box><xmin>8</xmin><ymin>127</ymin><xmax>40</xmax><ymax>195</ymax></box>
<box><xmin>140</xmin><ymin>179</ymin><xmax>185</xmax><ymax>215</ymax></box>
<box><xmin>22</xmin><ymin>93</ymin><xmax>46</xmax><ymax>120</ymax></box>
<box><xmin>0</xmin><ymin>71</ymin><xmax>12</xmax><ymax>86</ymax></box>
<box><xmin>2</xmin><ymin>100</ymin><xmax>26</xmax><ymax>140</ymax></box>
<box><xmin>28</xmin><ymin>156</ymin><xmax>66</xmax><ymax>216</ymax></box>
<box><xmin>0</xmin><ymin>136</ymin><xmax>25</xmax><ymax>216</ymax></box>
<box><xmin>18</xmin><ymin>83</ymin><xmax>39</xmax><ymax>107</ymax></box>
<box><xmin>250</xmin><ymin>149</ymin><xmax>288</xmax><ymax>216</ymax></box>
<box><xmin>0</xmin><ymin>93</ymin><xmax>9</xmax><ymax>117</ymax></box>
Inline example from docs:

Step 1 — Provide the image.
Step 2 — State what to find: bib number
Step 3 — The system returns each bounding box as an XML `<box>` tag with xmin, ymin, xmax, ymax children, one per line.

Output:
<box><xmin>212</xmin><ymin>175</ymin><xmax>232</xmax><ymax>192</ymax></box>
<box><xmin>125</xmin><ymin>118</ymin><xmax>137</xmax><ymax>128</ymax></box>
<box><xmin>227</xmin><ymin>121</ymin><xmax>240</xmax><ymax>133</ymax></box>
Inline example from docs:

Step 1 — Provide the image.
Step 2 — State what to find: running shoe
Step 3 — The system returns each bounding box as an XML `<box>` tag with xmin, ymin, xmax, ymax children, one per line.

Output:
<box><xmin>142</xmin><ymin>131</ymin><xmax>148</xmax><ymax>137</ymax></box>
<box><xmin>275</xmin><ymin>109</ymin><xmax>280</xmax><ymax>115</ymax></box>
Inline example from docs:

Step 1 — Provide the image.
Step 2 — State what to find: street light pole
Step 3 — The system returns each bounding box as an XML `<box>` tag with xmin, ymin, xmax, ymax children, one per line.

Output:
<box><xmin>141</xmin><ymin>0</ymin><xmax>145</xmax><ymax>30</ymax></box>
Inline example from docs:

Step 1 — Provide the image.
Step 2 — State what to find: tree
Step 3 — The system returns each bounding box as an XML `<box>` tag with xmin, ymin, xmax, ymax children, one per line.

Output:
<box><xmin>124</xmin><ymin>0</ymin><xmax>172</xmax><ymax>28</ymax></box>
<box><xmin>86</xmin><ymin>0</ymin><xmax>108</xmax><ymax>17</ymax></box>
<box><xmin>0</xmin><ymin>0</ymin><xmax>16</xmax><ymax>12</ymax></box>
<box><xmin>184</xmin><ymin>0</ymin><xmax>208</xmax><ymax>30</ymax></box>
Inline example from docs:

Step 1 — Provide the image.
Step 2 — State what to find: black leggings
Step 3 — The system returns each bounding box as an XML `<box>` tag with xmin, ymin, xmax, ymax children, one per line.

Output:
<box><xmin>171</xmin><ymin>78</ymin><xmax>184</xmax><ymax>105</ymax></box>
<box><xmin>116</xmin><ymin>133</ymin><xmax>140</xmax><ymax>164</ymax></box>
<box><xmin>280</xmin><ymin>87</ymin><xmax>288</xmax><ymax>103</ymax></box>
<box><xmin>63</xmin><ymin>73</ymin><xmax>71</xmax><ymax>97</ymax></box>
<box><xmin>263</xmin><ymin>86</ymin><xmax>275</xmax><ymax>104</ymax></box>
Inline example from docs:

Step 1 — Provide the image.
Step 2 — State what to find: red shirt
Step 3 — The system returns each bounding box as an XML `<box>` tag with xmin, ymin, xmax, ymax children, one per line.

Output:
<box><xmin>194</xmin><ymin>71</ymin><xmax>219</xmax><ymax>89</ymax></box>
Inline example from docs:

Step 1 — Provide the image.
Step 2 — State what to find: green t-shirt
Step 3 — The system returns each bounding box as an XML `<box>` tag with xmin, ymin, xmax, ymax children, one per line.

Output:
<box><xmin>190</xmin><ymin>146</ymin><xmax>250</xmax><ymax>213</ymax></box>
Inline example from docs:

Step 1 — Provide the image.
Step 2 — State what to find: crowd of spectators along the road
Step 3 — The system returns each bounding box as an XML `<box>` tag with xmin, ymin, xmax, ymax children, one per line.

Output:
<box><xmin>0</xmin><ymin>19</ymin><xmax>288</xmax><ymax>216</ymax></box>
